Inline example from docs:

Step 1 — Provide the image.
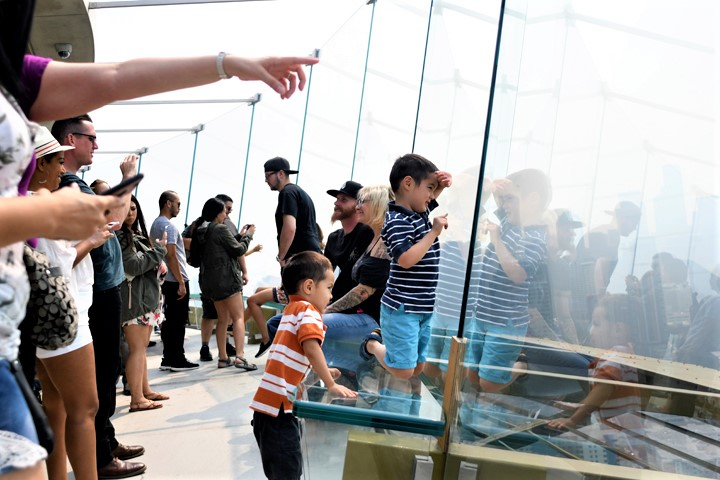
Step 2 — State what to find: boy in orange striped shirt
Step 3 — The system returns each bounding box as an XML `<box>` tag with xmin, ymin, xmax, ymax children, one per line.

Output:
<box><xmin>250</xmin><ymin>251</ymin><xmax>356</xmax><ymax>480</ymax></box>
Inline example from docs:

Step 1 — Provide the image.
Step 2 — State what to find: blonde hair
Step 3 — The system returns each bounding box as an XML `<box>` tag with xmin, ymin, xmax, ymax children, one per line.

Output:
<box><xmin>358</xmin><ymin>185</ymin><xmax>394</xmax><ymax>231</ymax></box>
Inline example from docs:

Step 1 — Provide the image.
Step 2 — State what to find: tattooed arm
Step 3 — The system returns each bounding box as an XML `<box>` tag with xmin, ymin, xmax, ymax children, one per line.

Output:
<box><xmin>325</xmin><ymin>283</ymin><xmax>377</xmax><ymax>314</ymax></box>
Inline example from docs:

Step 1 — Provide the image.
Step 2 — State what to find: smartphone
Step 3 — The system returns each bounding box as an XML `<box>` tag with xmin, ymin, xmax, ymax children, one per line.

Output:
<box><xmin>100</xmin><ymin>173</ymin><xmax>144</xmax><ymax>196</ymax></box>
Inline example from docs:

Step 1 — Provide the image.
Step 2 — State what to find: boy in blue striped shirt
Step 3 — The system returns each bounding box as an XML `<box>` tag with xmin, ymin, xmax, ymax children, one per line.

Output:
<box><xmin>360</xmin><ymin>153</ymin><xmax>452</xmax><ymax>379</ymax></box>
<box><xmin>469</xmin><ymin>168</ymin><xmax>551</xmax><ymax>392</ymax></box>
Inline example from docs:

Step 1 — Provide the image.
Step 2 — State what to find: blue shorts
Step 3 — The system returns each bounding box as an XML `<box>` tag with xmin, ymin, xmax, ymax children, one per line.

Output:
<box><xmin>0</xmin><ymin>360</ymin><xmax>47</xmax><ymax>474</ymax></box>
<box><xmin>467</xmin><ymin>321</ymin><xmax>528</xmax><ymax>385</ymax></box>
<box><xmin>375</xmin><ymin>387</ymin><xmax>421</xmax><ymax>416</ymax></box>
<box><xmin>380</xmin><ymin>304</ymin><xmax>433</xmax><ymax>370</ymax></box>
<box><xmin>426</xmin><ymin>313</ymin><xmax>459</xmax><ymax>373</ymax></box>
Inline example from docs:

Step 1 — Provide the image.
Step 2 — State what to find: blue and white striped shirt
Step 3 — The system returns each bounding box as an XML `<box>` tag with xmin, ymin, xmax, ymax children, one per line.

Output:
<box><xmin>381</xmin><ymin>201</ymin><xmax>440</xmax><ymax>314</ymax></box>
<box><xmin>475</xmin><ymin>213</ymin><xmax>547</xmax><ymax>327</ymax></box>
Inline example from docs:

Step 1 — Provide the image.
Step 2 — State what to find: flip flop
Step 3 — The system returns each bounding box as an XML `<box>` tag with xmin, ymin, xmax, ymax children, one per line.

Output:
<box><xmin>129</xmin><ymin>400</ymin><xmax>163</xmax><ymax>413</ymax></box>
<box><xmin>234</xmin><ymin>357</ymin><xmax>258</xmax><ymax>372</ymax></box>
<box><xmin>144</xmin><ymin>392</ymin><xmax>170</xmax><ymax>401</ymax></box>
<box><xmin>359</xmin><ymin>328</ymin><xmax>382</xmax><ymax>361</ymax></box>
<box><xmin>218</xmin><ymin>358</ymin><xmax>233</xmax><ymax>369</ymax></box>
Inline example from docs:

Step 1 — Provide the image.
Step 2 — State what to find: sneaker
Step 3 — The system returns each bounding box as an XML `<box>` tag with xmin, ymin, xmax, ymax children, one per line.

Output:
<box><xmin>254</xmin><ymin>341</ymin><xmax>272</xmax><ymax>359</ymax></box>
<box><xmin>167</xmin><ymin>359</ymin><xmax>199</xmax><ymax>372</ymax></box>
<box><xmin>226</xmin><ymin>342</ymin><xmax>236</xmax><ymax>357</ymax></box>
<box><xmin>199</xmin><ymin>345</ymin><xmax>213</xmax><ymax>362</ymax></box>
<box><xmin>159</xmin><ymin>358</ymin><xmax>171</xmax><ymax>371</ymax></box>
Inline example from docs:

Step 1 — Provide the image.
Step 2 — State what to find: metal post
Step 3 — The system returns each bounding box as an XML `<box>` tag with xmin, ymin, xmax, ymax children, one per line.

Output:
<box><xmin>350</xmin><ymin>3</ymin><xmax>376</xmax><ymax>179</ymax></box>
<box><xmin>295</xmin><ymin>48</ymin><xmax>320</xmax><ymax>185</ymax></box>
<box><xmin>134</xmin><ymin>147</ymin><xmax>148</xmax><ymax>196</ymax></box>
<box><xmin>184</xmin><ymin>124</ymin><xmax>204</xmax><ymax>227</ymax></box>
<box><xmin>237</xmin><ymin>94</ymin><xmax>261</xmax><ymax>224</ymax></box>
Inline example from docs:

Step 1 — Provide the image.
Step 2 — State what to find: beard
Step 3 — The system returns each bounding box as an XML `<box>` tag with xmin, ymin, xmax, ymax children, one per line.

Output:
<box><xmin>331</xmin><ymin>207</ymin><xmax>354</xmax><ymax>223</ymax></box>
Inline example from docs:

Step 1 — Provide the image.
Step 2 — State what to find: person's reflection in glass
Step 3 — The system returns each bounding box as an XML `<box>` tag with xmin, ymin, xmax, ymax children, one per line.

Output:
<box><xmin>667</xmin><ymin>266</ymin><xmax>720</xmax><ymax>416</ymax></box>
<box><xmin>467</xmin><ymin>169</ymin><xmax>551</xmax><ymax>393</ymax></box>
<box><xmin>355</xmin><ymin>362</ymin><xmax>421</xmax><ymax>416</ymax></box>
<box><xmin>548</xmin><ymin>295</ymin><xmax>643</xmax><ymax>430</ymax></box>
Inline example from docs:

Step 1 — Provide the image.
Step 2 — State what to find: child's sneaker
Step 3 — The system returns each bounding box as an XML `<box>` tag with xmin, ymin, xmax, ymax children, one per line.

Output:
<box><xmin>359</xmin><ymin>328</ymin><xmax>382</xmax><ymax>361</ymax></box>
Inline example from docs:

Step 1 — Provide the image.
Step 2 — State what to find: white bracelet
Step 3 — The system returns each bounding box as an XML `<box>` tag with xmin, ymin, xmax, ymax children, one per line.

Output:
<box><xmin>216</xmin><ymin>52</ymin><xmax>230</xmax><ymax>80</ymax></box>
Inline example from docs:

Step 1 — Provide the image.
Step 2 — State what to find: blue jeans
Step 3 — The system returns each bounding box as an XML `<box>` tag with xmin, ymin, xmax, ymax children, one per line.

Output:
<box><xmin>268</xmin><ymin>312</ymin><xmax>378</xmax><ymax>372</ymax></box>
<box><xmin>0</xmin><ymin>360</ymin><xmax>43</xmax><ymax>474</ymax></box>
<box><xmin>322</xmin><ymin>312</ymin><xmax>378</xmax><ymax>372</ymax></box>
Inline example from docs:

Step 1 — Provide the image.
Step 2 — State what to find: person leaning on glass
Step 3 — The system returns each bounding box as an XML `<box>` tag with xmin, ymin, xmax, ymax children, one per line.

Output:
<box><xmin>0</xmin><ymin>1</ymin><xmax>318</xmax><ymax>478</ymax></box>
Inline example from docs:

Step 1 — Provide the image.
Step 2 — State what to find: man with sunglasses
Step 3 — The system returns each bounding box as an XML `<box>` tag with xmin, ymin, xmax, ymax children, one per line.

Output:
<box><xmin>53</xmin><ymin>115</ymin><xmax>147</xmax><ymax>479</ymax></box>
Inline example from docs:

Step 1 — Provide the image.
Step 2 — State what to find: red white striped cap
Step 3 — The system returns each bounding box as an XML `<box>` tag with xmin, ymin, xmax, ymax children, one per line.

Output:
<box><xmin>33</xmin><ymin>126</ymin><xmax>74</xmax><ymax>159</ymax></box>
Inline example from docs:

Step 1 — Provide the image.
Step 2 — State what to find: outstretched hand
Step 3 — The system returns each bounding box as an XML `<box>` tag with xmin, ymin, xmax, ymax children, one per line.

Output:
<box><xmin>228</xmin><ymin>56</ymin><xmax>319</xmax><ymax>100</ymax></box>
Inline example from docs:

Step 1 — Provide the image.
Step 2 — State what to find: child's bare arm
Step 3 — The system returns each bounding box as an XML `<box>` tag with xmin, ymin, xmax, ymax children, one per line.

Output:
<box><xmin>488</xmin><ymin>226</ymin><xmax>527</xmax><ymax>284</ymax></box>
<box><xmin>302</xmin><ymin>339</ymin><xmax>357</xmax><ymax>398</ymax></box>
<box><xmin>397</xmin><ymin>214</ymin><xmax>448</xmax><ymax>269</ymax></box>
<box><xmin>433</xmin><ymin>171</ymin><xmax>453</xmax><ymax>200</ymax></box>
<box><xmin>548</xmin><ymin>383</ymin><xmax>615</xmax><ymax>429</ymax></box>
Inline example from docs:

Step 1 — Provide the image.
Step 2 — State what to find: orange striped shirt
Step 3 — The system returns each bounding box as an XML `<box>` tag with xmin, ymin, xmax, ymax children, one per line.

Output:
<box><xmin>250</xmin><ymin>296</ymin><xmax>325</xmax><ymax>417</ymax></box>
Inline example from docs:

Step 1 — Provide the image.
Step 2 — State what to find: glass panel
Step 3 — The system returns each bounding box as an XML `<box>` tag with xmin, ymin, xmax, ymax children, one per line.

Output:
<box><xmin>448</xmin><ymin>0</ymin><xmax>720</xmax><ymax>478</ymax></box>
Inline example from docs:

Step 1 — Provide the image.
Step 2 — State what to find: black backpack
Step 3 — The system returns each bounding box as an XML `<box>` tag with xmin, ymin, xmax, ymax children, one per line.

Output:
<box><xmin>187</xmin><ymin>221</ymin><xmax>214</xmax><ymax>268</ymax></box>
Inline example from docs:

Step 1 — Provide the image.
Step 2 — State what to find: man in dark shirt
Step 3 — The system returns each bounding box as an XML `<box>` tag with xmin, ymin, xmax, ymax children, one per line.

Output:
<box><xmin>53</xmin><ymin>115</ymin><xmax>147</xmax><ymax>479</ymax></box>
<box><xmin>324</xmin><ymin>180</ymin><xmax>374</xmax><ymax>309</ymax></box>
<box><xmin>264</xmin><ymin>157</ymin><xmax>321</xmax><ymax>266</ymax></box>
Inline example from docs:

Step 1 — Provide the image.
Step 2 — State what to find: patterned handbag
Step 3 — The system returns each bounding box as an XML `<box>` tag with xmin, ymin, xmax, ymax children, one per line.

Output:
<box><xmin>22</xmin><ymin>244</ymin><xmax>78</xmax><ymax>350</ymax></box>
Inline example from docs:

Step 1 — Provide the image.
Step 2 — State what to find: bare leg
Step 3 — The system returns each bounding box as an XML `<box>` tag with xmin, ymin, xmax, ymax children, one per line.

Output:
<box><xmin>216</xmin><ymin>294</ymin><xmax>246</xmax><ymax>359</ymax></box>
<box><xmin>124</xmin><ymin>324</ymin><xmax>154</xmax><ymax>406</ymax></box>
<box><xmin>213</xmin><ymin>305</ymin><xmax>229</xmax><ymax>361</ymax></box>
<box><xmin>200</xmin><ymin>317</ymin><xmax>214</xmax><ymax>345</ymax></box>
<box><xmin>365</xmin><ymin>340</ymin><xmax>419</xmax><ymax>380</ymax></box>
<box><xmin>38</xmin><ymin>343</ymin><xmax>98</xmax><ymax>480</ymax></box>
<box><xmin>246</xmin><ymin>287</ymin><xmax>273</xmax><ymax>344</ymax></box>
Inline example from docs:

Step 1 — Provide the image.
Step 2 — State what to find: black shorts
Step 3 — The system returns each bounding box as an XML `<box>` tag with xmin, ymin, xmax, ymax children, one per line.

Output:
<box><xmin>201</xmin><ymin>294</ymin><xmax>217</xmax><ymax>320</ymax></box>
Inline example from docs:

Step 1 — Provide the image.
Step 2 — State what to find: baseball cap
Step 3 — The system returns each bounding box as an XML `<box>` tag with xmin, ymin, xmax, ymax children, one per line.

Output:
<box><xmin>606</xmin><ymin>200</ymin><xmax>641</xmax><ymax>218</ymax></box>
<box><xmin>264</xmin><ymin>157</ymin><xmax>298</xmax><ymax>175</ymax></box>
<box><xmin>33</xmin><ymin>126</ymin><xmax>74</xmax><ymax>159</ymax></box>
<box><xmin>327</xmin><ymin>180</ymin><xmax>363</xmax><ymax>199</ymax></box>
<box><xmin>555</xmin><ymin>209</ymin><xmax>583</xmax><ymax>228</ymax></box>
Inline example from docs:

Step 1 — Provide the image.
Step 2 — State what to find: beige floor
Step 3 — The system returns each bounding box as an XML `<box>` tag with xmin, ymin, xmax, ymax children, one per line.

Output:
<box><xmin>78</xmin><ymin>328</ymin><xmax>270</xmax><ymax>480</ymax></box>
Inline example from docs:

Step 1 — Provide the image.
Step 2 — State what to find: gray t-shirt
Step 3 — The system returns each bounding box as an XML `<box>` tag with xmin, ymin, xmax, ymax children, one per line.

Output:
<box><xmin>150</xmin><ymin>215</ymin><xmax>188</xmax><ymax>282</ymax></box>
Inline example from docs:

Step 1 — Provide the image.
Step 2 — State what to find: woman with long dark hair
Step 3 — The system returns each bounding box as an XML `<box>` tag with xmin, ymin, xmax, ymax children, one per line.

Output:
<box><xmin>116</xmin><ymin>195</ymin><xmax>169</xmax><ymax>412</ymax></box>
<box><xmin>191</xmin><ymin>198</ymin><xmax>256</xmax><ymax>369</ymax></box>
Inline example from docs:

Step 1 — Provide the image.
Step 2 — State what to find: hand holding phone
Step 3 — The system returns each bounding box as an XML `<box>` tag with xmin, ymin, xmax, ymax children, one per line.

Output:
<box><xmin>100</xmin><ymin>173</ymin><xmax>144</xmax><ymax>196</ymax></box>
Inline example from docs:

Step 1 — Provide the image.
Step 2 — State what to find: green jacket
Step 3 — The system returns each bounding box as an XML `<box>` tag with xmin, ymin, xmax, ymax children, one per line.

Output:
<box><xmin>116</xmin><ymin>230</ymin><xmax>167</xmax><ymax>322</ymax></box>
<box><xmin>196</xmin><ymin>221</ymin><xmax>252</xmax><ymax>301</ymax></box>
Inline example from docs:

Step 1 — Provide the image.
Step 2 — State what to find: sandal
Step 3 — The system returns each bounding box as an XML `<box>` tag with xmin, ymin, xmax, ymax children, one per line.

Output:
<box><xmin>234</xmin><ymin>357</ymin><xmax>258</xmax><ymax>372</ymax></box>
<box><xmin>218</xmin><ymin>358</ymin><xmax>233</xmax><ymax>369</ymax></box>
<box><xmin>144</xmin><ymin>392</ymin><xmax>170</xmax><ymax>401</ymax></box>
<box><xmin>359</xmin><ymin>328</ymin><xmax>382</xmax><ymax>361</ymax></box>
<box><xmin>129</xmin><ymin>400</ymin><xmax>163</xmax><ymax>413</ymax></box>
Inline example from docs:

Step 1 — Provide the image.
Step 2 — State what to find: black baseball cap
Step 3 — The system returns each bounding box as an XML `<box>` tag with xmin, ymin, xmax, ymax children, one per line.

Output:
<box><xmin>555</xmin><ymin>209</ymin><xmax>583</xmax><ymax>228</ymax></box>
<box><xmin>264</xmin><ymin>157</ymin><xmax>298</xmax><ymax>175</ymax></box>
<box><xmin>327</xmin><ymin>180</ymin><xmax>363</xmax><ymax>199</ymax></box>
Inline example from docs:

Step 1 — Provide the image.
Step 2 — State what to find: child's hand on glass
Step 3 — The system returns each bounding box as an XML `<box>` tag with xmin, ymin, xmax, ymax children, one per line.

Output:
<box><xmin>327</xmin><ymin>383</ymin><xmax>357</xmax><ymax>398</ymax></box>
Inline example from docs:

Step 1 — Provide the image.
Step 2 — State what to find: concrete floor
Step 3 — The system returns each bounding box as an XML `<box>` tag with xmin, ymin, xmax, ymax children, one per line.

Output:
<box><xmin>102</xmin><ymin>328</ymin><xmax>268</xmax><ymax>480</ymax></box>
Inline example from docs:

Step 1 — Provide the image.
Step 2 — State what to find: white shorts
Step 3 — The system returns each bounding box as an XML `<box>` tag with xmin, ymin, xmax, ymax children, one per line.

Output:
<box><xmin>36</xmin><ymin>323</ymin><xmax>92</xmax><ymax>360</ymax></box>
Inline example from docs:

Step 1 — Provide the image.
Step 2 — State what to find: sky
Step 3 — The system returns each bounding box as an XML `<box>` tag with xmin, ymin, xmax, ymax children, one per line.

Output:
<box><xmin>81</xmin><ymin>0</ymin><xmax>720</xmax><ymax>298</ymax></box>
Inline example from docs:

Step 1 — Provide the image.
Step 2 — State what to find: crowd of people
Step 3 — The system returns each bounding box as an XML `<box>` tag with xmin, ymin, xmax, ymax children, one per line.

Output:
<box><xmin>0</xmin><ymin>1</ymin><xmax>319</xmax><ymax>477</ymax></box>
<box><xmin>2</xmin><ymin>4</ymin><xmax>712</xmax><ymax>480</ymax></box>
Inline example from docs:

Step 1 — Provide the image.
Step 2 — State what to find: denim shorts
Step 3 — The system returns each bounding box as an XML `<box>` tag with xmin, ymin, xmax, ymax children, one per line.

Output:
<box><xmin>380</xmin><ymin>304</ymin><xmax>433</xmax><ymax>370</ymax></box>
<box><xmin>467</xmin><ymin>321</ymin><xmax>528</xmax><ymax>385</ymax></box>
<box><xmin>0</xmin><ymin>360</ymin><xmax>47</xmax><ymax>474</ymax></box>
